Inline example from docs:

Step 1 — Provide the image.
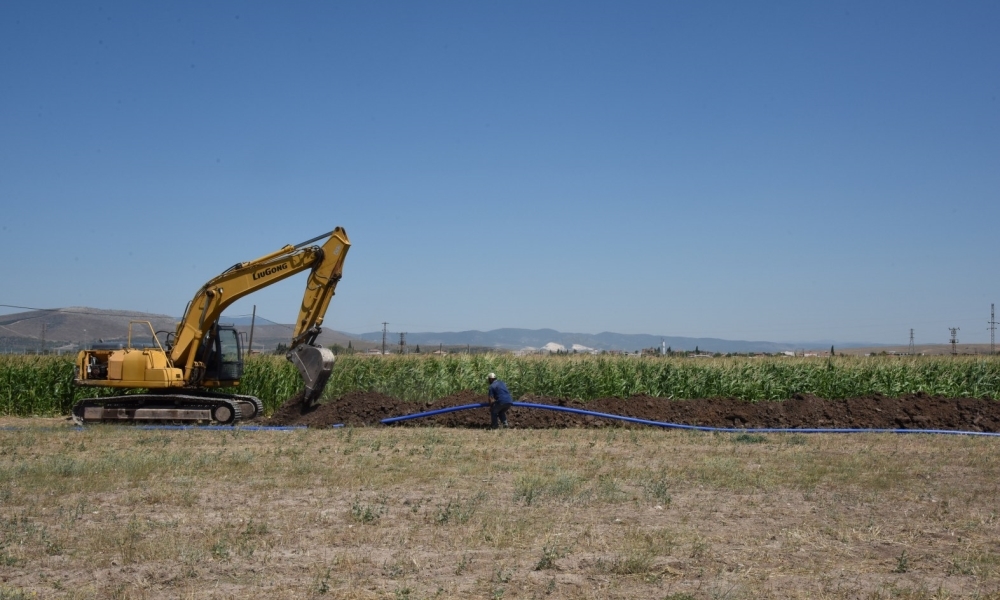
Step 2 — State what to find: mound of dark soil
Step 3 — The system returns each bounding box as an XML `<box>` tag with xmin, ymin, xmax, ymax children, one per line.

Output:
<box><xmin>265</xmin><ymin>390</ymin><xmax>1000</xmax><ymax>432</ymax></box>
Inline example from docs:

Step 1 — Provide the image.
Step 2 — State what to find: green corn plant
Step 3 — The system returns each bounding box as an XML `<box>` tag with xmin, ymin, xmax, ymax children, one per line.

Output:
<box><xmin>3</xmin><ymin>353</ymin><xmax>1000</xmax><ymax>417</ymax></box>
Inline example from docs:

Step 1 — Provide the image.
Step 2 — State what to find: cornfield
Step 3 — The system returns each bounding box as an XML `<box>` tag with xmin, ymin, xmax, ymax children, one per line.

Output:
<box><xmin>2</xmin><ymin>353</ymin><xmax>999</xmax><ymax>417</ymax></box>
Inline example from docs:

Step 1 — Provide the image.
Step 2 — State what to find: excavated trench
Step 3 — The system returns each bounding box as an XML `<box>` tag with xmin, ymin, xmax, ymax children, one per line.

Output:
<box><xmin>268</xmin><ymin>390</ymin><xmax>1000</xmax><ymax>432</ymax></box>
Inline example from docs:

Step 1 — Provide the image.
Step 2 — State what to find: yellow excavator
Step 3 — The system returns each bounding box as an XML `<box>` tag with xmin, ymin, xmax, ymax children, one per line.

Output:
<box><xmin>72</xmin><ymin>227</ymin><xmax>351</xmax><ymax>424</ymax></box>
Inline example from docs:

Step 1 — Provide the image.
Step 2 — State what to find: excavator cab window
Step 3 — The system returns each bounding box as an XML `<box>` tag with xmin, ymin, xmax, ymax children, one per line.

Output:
<box><xmin>199</xmin><ymin>325</ymin><xmax>244</xmax><ymax>383</ymax></box>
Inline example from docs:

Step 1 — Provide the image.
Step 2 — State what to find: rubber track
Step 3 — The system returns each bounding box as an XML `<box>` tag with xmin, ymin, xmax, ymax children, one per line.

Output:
<box><xmin>231</xmin><ymin>394</ymin><xmax>265</xmax><ymax>420</ymax></box>
<box><xmin>169</xmin><ymin>390</ymin><xmax>265</xmax><ymax>420</ymax></box>
<box><xmin>72</xmin><ymin>394</ymin><xmax>243</xmax><ymax>425</ymax></box>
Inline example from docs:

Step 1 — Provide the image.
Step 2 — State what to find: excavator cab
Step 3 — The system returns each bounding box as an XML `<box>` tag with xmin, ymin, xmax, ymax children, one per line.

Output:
<box><xmin>198</xmin><ymin>323</ymin><xmax>244</xmax><ymax>384</ymax></box>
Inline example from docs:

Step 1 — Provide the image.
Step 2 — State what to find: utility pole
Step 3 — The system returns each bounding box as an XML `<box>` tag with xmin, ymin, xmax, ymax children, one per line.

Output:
<box><xmin>949</xmin><ymin>327</ymin><xmax>960</xmax><ymax>356</ymax></box>
<box><xmin>40</xmin><ymin>322</ymin><xmax>46</xmax><ymax>355</ymax></box>
<box><xmin>399</xmin><ymin>332</ymin><xmax>406</xmax><ymax>355</ymax></box>
<box><xmin>247</xmin><ymin>305</ymin><xmax>257</xmax><ymax>357</ymax></box>
<box><xmin>908</xmin><ymin>329</ymin><xmax>915</xmax><ymax>356</ymax></box>
<box><xmin>990</xmin><ymin>304</ymin><xmax>996</xmax><ymax>356</ymax></box>
<box><xmin>381</xmin><ymin>322</ymin><xmax>388</xmax><ymax>355</ymax></box>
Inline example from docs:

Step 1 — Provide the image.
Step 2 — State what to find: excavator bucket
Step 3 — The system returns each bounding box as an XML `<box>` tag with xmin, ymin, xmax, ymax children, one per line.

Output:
<box><xmin>287</xmin><ymin>344</ymin><xmax>336</xmax><ymax>407</ymax></box>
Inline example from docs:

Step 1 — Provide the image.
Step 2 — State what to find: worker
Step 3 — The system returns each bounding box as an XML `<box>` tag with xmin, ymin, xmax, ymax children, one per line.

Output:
<box><xmin>487</xmin><ymin>372</ymin><xmax>513</xmax><ymax>428</ymax></box>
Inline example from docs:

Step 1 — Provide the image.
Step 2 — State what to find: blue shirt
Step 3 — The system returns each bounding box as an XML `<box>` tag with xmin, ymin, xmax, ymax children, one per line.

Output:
<box><xmin>488</xmin><ymin>379</ymin><xmax>513</xmax><ymax>405</ymax></box>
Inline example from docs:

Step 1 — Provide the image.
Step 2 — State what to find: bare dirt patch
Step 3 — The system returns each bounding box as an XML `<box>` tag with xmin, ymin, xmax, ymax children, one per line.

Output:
<box><xmin>268</xmin><ymin>390</ymin><xmax>1000</xmax><ymax>432</ymax></box>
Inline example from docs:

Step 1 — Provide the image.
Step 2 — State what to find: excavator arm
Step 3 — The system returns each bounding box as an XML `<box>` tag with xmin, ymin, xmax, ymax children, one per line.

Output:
<box><xmin>170</xmin><ymin>227</ymin><xmax>350</xmax><ymax>403</ymax></box>
<box><xmin>287</xmin><ymin>228</ymin><xmax>352</xmax><ymax>404</ymax></box>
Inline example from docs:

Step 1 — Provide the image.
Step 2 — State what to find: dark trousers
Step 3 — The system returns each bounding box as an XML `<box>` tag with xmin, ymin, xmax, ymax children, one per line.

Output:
<box><xmin>490</xmin><ymin>402</ymin><xmax>512</xmax><ymax>428</ymax></box>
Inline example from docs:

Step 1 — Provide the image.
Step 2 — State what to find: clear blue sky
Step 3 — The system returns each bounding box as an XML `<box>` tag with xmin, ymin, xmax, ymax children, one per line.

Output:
<box><xmin>2</xmin><ymin>1</ymin><xmax>997</xmax><ymax>345</ymax></box>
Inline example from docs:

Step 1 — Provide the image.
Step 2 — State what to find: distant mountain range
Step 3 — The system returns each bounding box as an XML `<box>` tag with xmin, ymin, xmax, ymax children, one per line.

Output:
<box><xmin>0</xmin><ymin>307</ymin><xmax>880</xmax><ymax>355</ymax></box>
<box><xmin>0</xmin><ymin>308</ymin><xmax>376</xmax><ymax>354</ymax></box>
<box><xmin>356</xmin><ymin>328</ymin><xmax>876</xmax><ymax>354</ymax></box>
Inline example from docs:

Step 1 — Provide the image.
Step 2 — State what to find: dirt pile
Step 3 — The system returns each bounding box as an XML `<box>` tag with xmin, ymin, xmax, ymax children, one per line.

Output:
<box><xmin>266</xmin><ymin>391</ymin><xmax>1000</xmax><ymax>432</ymax></box>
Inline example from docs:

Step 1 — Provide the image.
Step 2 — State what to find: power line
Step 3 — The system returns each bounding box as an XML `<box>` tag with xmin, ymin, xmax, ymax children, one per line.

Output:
<box><xmin>0</xmin><ymin>304</ymin><xmax>61</xmax><ymax>313</ymax></box>
<box><xmin>0</xmin><ymin>304</ymin><xmax>306</xmax><ymax>332</ymax></box>
<box><xmin>0</xmin><ymin>304</ymin><xmax>171</xmax><ymax>319</ymax></box>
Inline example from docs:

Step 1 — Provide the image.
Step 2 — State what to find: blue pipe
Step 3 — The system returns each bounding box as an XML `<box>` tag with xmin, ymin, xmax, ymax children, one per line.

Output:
<box><xmin>1</xmin><ymin>426</ymin><xmax>85</xmax><ymax>432</ymax></box>
<box><xmin>379</xmin><ymin>400</ymin><xmax>1000</xmax><ymax>437</ymax></box>
<box><xmin>3</xmin><ymin>424</ymin><xmax>308</xmax><ymax>431</ymax></box>
<box><xmin>512</xmin><ymin>402</ymin><xmax>1000</xmax><ymax>437</ymax></box>
<box><xmin>140</xmin><ymin>423</ymin><xmax>341</xmax><ymax>429</ymax></box>
<box><xmin>380</xmin><ymin>403</ymin><xmax>488</xmax><ymax>425</ymax></box>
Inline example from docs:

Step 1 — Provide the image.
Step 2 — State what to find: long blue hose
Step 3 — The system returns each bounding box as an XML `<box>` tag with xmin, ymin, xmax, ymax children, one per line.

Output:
<box><xmin>2</xmin><ymin>424</ymin><xmax>308</xmax><ymax>431</ymax></box>
<box><xmin>133</xmin><ymin>424</ymin><xmax>307</xmax><ymax>431</ymax></box>
<box><xmin>380</xmin><ymin>403</ymin><xmax>489</xmax><ymax>424</ymax></box>
<box><xmin>379</xmin><ymin>401</ymin><xmax>1000</xmax><ymax>437</ymax></box>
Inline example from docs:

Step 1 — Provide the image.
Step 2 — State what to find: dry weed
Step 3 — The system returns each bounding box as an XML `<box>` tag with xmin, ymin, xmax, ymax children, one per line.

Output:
<box><xmin>1</xmin><ymin>421</ymin><xmax>1000</xmax><ymax>598</ymax></box>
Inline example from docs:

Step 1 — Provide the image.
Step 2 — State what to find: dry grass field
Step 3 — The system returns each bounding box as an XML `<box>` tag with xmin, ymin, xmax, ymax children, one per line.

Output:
<box><xmin>2</xmin><ymin>419</ymin><xmax>1000</xmax><ymax>599</ymax></box>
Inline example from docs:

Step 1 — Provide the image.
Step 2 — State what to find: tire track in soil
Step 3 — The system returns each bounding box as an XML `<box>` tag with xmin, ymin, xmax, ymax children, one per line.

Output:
<box><xmin>267</xmin><ymin>391</ymin><xmax>1000</xmax><ymax>432</ymax></box>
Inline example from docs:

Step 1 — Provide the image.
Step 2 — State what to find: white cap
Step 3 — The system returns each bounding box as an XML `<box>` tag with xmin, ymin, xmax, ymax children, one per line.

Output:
<box><xmin>488</xmin><ymin>372</ymin><xmax>496</xmax><ymax>380</ymax></box>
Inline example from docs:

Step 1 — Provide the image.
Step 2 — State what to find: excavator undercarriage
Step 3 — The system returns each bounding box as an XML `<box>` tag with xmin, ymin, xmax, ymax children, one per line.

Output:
<box><xmin>71</xmin><ymin>392</ymin><xmax>263</xmax><ymax>425</ymax></box>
